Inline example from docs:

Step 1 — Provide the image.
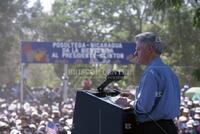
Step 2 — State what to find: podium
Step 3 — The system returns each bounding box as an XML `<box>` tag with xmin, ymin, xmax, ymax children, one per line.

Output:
<box><xmin>71</xmin><ymin>90</ymin><xmax>137</xmax><ymax>134</ymax></box>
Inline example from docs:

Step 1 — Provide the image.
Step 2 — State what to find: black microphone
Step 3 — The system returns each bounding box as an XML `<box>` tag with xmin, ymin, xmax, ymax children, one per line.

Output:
<box><xmin>97</xmin><ymin>71</ymin><xmax>124</xmax><ymax>93</ymax></box>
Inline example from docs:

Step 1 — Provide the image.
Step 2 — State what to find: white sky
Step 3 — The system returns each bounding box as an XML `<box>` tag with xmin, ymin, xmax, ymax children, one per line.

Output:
<box><xmin>28</xmin><ymin>0</ymin><xmax>55</xmax><ymax>12</ymax></box>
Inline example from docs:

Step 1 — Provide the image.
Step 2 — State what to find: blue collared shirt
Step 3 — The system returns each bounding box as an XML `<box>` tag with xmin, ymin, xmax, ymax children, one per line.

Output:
<box><xmin>134</xmin><ymin>57</ymin><xmax>180</xmax><ymax>122</ymax></box>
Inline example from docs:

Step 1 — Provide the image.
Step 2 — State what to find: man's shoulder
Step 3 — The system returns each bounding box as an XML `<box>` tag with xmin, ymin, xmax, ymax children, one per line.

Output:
<box><xmin>146</xmin><ymin>65</ymin><xmax>166</xmax><ymax>73</ymax></box>
<box><xmin>144</xmin><ymin>65</ymin><xmax>171</xmax><ymax>80</ymax></box>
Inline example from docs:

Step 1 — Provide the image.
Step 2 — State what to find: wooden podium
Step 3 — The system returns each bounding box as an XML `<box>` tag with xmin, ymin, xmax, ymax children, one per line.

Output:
<box><xmin>71</xmin><ymin>90</ymin><xmax>137</xmax><ymax>134</ymax></box>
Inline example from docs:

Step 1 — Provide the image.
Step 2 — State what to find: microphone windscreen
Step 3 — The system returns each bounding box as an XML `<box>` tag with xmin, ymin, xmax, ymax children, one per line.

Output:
<box><xmin>106</xmin><ymin>71</ymin><xmax>124</xmax><ymax>82</ymax></box>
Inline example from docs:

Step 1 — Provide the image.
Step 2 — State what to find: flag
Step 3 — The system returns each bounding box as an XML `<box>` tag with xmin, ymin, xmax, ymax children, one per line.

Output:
<box><xmin>46</xmin><ymin>121</ymin><xmax>57</xmax><ymax>134</ymax></box>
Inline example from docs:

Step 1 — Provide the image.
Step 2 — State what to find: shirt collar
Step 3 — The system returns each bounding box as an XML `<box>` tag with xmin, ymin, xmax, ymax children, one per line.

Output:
<box><xmin>145</xmin><ymin>56</ymin><xmax>162</xmax><ymax>71</ymax></box>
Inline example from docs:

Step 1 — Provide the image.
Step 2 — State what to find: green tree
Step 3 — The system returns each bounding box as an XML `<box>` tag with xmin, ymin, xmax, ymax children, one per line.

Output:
<box><xmin>3</xmin><ymin>0</ymin><xmax>198</xmax><ymax>88</ymax></box>
<box><xmin>0</xmin><ymin>0</ymin><xmax>29</xmax><ymax>83</ymax></box>
<box><xmin>46</xmin><ymin>0</ymin><xmax>164</xmax><ymax>88</ymax></box>
<box><xmin>152</xmin><ymin>0</ymin><xmax>200</xmax><ymax>84</ymax></box>
<box><xmin>17</xmin><ymin>0</ymin><xmax>63</xmax><ymax>87</ymax></box>
<box><xmin>153</xmin><ymin>0</ymin><xmax>200</xmax><ymax>28</ymax></box>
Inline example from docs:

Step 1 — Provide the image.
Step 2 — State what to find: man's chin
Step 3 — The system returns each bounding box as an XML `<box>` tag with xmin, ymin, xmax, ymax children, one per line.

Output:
<box><xmin>132</xmin><ymin>59</ymin><xmax>139</xmax><ymax>65</ymax></box>
<box><xmin>135</xmin><ymin>61</ymin><xmax>141</xmax><ymax>65</ymax></box>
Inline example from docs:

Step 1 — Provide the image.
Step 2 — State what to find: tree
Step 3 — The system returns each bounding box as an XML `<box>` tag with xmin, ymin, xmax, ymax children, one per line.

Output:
<box><xmin>2</xmin><ymin>0</ymin><xmax>198</xmax><ymax>88</ymax></box>
<box><xmin>153</xmin><ymin>0</ymin><xmax>200</xmax><ymax>83</ymax></box>
<box><xmin>46</xmin><ymin>0</ymin><xmax>165</xmax><ymax>88</ymax></box>
<box><xmin>17</xmin><ymin>0</ymin><xmax>63</xmax><ymax>87</ymax></box>
<box><xmin>153</xmin><ymin>0</ymin><xmax>200</xmax><ymax>28</ymax></box>
<box><xmin>0</xmin><ymin>0</ymin><xmax>29</xmax><ymax>83</ymax></box>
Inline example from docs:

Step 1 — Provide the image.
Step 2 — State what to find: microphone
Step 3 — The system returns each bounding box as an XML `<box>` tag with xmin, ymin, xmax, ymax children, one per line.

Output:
<box><xmin>97</xmin><ymin>71</ymin><xmax>124</xmax><ymax>93</ymax></box>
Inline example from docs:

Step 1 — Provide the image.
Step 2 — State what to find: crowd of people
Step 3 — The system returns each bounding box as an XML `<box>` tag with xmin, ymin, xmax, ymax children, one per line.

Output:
<box><xmin>0</xmin><ymin>82</ymin><xmax>74</xmax><ymax>134</ymax></box>
<box><xmin>0</xmin><ymin>81</ymin><xmax>200</xmax><ymax>134</ymax></box>
<box><xmin>176</xmin><ymin>85</ymin><xmax>200</xmax><ymax>134</ymax></box>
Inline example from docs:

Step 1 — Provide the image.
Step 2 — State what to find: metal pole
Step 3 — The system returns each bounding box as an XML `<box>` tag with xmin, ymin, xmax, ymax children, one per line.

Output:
<box><xmin>20</xmin><ymin>63</ymin><xmax>24</xmax><ymax>105</ymax></box>
<box><xmin>63</xmin><ymin>64</ymin><xmax>68</xmax><ymax>102</ymax></box>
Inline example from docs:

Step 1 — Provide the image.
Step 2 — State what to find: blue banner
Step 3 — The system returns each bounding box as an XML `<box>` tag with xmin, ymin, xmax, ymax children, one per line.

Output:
<box><xmin>21</xmin><ymin>41</ymin><xmax>135</xmax><ymax>64</ymax></box>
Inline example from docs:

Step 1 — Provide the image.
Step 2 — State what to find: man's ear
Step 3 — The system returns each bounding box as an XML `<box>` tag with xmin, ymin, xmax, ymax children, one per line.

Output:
<box><xmin>149</xmin><ymin>45</ymin><xmax>156</xmax><ymax>53</ymax></box>
<box><xmin>147</xmin><ymin>45</ymin><xmax>153</xmax><ymax>52</ymax></box>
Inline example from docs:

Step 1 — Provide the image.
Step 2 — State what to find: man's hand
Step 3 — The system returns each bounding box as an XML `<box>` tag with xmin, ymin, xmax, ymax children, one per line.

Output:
<box><xmin>115</xmin><ymin>97</ymin><xmax>132</xmax><ymax>107</ymax></box>
<box><xmin>120</xmin><ymin>92</ymin><xmax>135</xmax><ymax>100</ymax></box>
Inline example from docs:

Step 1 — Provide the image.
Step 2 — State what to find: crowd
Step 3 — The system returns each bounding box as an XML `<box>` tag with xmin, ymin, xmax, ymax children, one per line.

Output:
<box><xmin>1</xmin><ymin>81</ymin><xmax>200</xmax><ymax>134</ymax></box>
<box><xmin>0</xmin><ymin>82</ymin><xmax>74</xmax><ymax>134</ymax></box>
<box><xmin>176</xmin><ymin>85</ymin><xmax>200</xmax><ymax>134</ymax></box>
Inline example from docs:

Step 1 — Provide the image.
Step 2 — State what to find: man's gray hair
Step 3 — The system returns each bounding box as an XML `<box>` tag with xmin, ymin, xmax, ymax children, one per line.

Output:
<box><xmin>135</xmin><ymin>32</ymin><xmax>163</xmax><ymax>54</ymax></box>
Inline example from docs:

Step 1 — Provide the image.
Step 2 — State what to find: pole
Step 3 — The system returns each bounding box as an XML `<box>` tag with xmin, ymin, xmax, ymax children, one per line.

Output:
<box><xmin>20</xmin><ymin>63</ymin><xmax>24</xmax><ymax>105</ymax></box>
<box><xmin>63</xmin><ymin>64</ymin><xmax>68</xmax><ymax>102</ymax></box>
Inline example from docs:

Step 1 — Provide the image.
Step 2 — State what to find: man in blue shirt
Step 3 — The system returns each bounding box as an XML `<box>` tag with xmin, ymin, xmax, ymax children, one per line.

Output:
<box><xmin>117</xmin><ymin>32</ymin><xmax>180</xmax><ymax>134</ymax></box>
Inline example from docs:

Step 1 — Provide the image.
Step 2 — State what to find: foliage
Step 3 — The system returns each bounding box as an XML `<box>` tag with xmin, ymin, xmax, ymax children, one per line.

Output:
<box><xmin>42</xmin><ymin>0</ymin><xmax>155</xmax><ymax>88</ymax></box>
<box><xmin>26</xmin><ymin>64</ymin><xmax>61</xmax><ymax>87</ymax></box>
<box><xmin>0</xmin><ymin>0</ymin><xmax>29</xmax><ymax>83</ymax></box>
<box><xmin>194</xmin><ymin>7</ymin><xmax>200</xmax><ymax>29</ymax></box>
<box><xmin>153</xmin><ymin>0</ymin><xmax>183</xmax><ymax>10</ymax></box>
<box><xmin>153</xmin><ymin>0</ymin><xmax>200</xmax><ymax>28</ymax></box>
<box><xmin>192</xmin><ymin>69</ymin><xmax>200</xmax><ymax>81</ymax></box>
<box><xmin>0</xmin><ymin>0</ymin><xmax>200</xmax><ymax>87</ymax></box>
<box><xmin>152</xmin><ymin>0</ymin><xmax>200</xmax><ymax>83</ymax></box>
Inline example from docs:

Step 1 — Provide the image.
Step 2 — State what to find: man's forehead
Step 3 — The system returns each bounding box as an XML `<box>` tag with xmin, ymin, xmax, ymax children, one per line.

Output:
<box><xmin>136</xmin><ymin>42</ymin><xmax>146</xmax><ymax>48</ymax></box>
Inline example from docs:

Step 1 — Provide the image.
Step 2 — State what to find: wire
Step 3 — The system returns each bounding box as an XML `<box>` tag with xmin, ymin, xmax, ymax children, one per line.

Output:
<box><xmin>136</xmin><ymin>102</ymin><xmax>169</xmax><ymax>134</ymax></box>
<box><xmin>105</xmin><ymin>94</ymin><xmax>170</xmax><ymax>134</ymax></box>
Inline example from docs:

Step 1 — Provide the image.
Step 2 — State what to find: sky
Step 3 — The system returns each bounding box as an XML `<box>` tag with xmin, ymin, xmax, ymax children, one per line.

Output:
<box><xmin>28</xmin><ymin>0</ymin><xmax>55</xmax><ymax>12</ymax></box>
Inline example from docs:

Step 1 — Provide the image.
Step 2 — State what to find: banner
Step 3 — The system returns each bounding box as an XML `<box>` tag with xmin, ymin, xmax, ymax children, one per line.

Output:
<box><xmin>21</xmin><ymin>41</ymin><xmax>135</xmax><ymax>64</ymax></box>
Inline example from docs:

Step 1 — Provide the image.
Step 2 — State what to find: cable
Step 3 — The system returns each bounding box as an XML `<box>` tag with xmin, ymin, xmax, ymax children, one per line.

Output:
<box><xmin>136</xmin><ymin>102</ymin><xmax>169</xmax><ymax>134</ymax></box>
<box><xmin>105</xmin><ymin>94</ymin><xmax>169</xmax><ymax>134</ymax></box>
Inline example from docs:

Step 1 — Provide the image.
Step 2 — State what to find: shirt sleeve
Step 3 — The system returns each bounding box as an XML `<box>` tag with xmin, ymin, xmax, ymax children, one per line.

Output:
<box><xmin>134</xmin><ymin>70</ymin><xmax>158</xmax><ymax>115</ymax></box>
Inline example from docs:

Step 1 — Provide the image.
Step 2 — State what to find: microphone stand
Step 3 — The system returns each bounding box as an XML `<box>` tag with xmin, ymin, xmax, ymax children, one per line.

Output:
<box><xmin>97</xmin><ymin>71</ymin><xmax>124</xmax><ymax>97</ymax></box>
